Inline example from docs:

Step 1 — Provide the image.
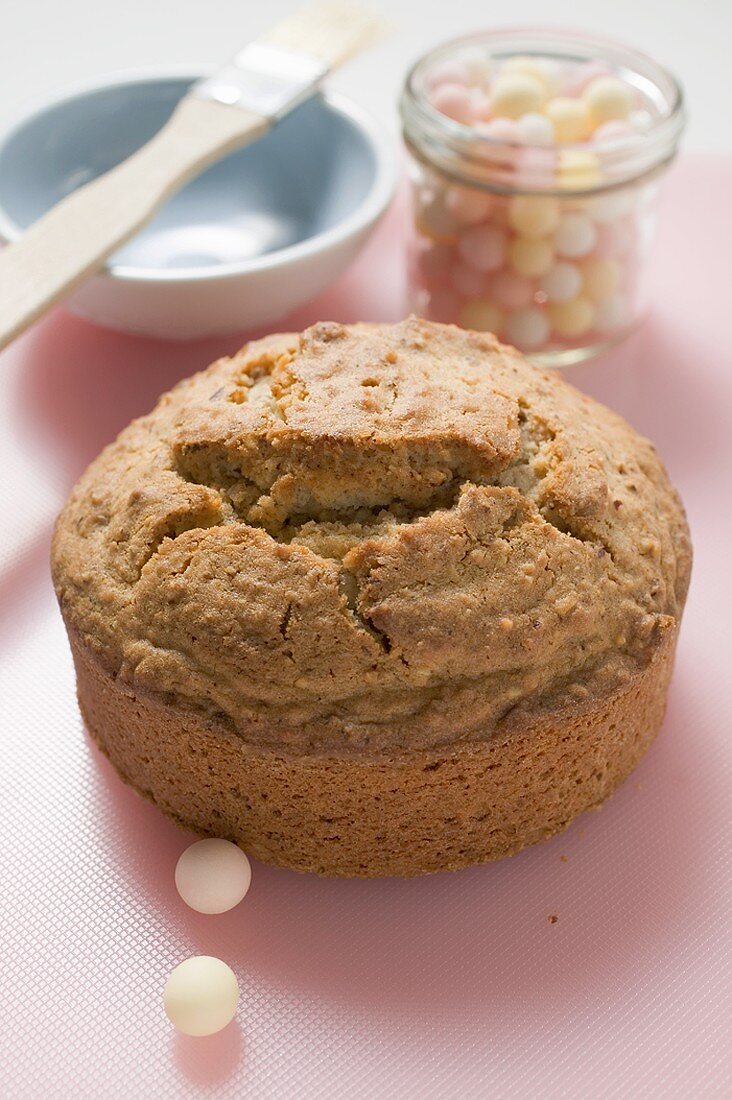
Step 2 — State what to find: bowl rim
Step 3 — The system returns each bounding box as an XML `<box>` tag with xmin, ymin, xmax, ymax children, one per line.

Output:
<box><xmin>0</xmin><ymin>64</ymin><xmax>398</xmax><ymax>284</ymax></box>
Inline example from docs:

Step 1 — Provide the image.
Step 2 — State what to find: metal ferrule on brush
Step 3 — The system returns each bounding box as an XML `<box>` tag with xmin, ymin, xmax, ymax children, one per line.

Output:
<box><xmin>193</xmin><ymin>43</ymin><xmax>330</xmax><ymax>121</ymax></box>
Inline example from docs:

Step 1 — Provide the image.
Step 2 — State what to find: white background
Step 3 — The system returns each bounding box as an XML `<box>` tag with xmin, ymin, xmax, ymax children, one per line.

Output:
<box><xmin>0</xmin><ymin>0</ymin><xmax>728</xmax><ymax>152</ymax></box>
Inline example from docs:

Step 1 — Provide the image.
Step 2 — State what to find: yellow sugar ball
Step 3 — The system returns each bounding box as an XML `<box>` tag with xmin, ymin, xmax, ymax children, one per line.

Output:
<box><xmin>459</xmin><ymin>299</ymin><xmax>505</xmax><ymax>335</ymax></box>
<box><xmin>508</xmin><ymin>236</ymin><xmax>554</xmax><ymax>278</ymax></box>
<box><xmin>163</xmin><ymin>957</ymin><xmax>239</xmax><ymax>1037</ymax></box>
<box><xmin>544</xmin><ymin>97</ymin><xmax>592</xmax><ymax>143</ymax></box>
<box><xmin>491</xmin><ymin>73</ymin><xmax>545</xmax><ymax>119</ymax></box>
<box><xmin>556</xmin><ymin>150</ymin><xmax>601</xmax><ymax>190</ymax></box>
<box><xmin>508</xmin><ymin>196</ymin><xmax>561</xmax><ymax>239</ymax></box>
<box><xmin>580</xmin><ymin>257</ymin><xmax>622</xmax><ymax>302</ymax></box>
<box><xmin>583</xmin><ymin>77</ymin><xmax>634</xmax><ymax>127</ymax></box>
<box><xmin>502</xmin><ymin>56</ymin><xmax>561</xmax><ymax>96</ymax></box>
<box><xmin>549</xmin><ymin>296</ymin><xmax>596</xmax><ymax>338</ymax></box>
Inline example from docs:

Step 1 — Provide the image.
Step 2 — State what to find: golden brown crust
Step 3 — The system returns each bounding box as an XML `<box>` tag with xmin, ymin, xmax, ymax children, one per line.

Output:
<box><xmin>70</xmin><ymin>620</ymin><xmax>678</xmax><ymax>877</ymax></box>
<box><xmin>52</xmin><ymin>319</ymin><xmax>691</xmax><ymax>758</ymax></box>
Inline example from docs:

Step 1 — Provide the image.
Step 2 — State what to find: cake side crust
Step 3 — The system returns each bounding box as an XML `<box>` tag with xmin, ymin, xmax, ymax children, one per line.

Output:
<box><xmin>70</xmin><ymin>621</ymin><xmax>678</xmax><ymax>878</ymax></box>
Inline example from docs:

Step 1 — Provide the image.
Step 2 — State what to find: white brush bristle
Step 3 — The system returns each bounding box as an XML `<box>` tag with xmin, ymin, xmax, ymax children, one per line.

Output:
<box><xmin>261</xmin><ymin>1</ymin><xmax>385</xmax><ymax>69</ymax></box>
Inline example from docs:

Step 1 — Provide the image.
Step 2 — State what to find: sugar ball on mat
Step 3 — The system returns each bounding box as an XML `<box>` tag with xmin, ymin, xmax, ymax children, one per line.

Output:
<box><xmin>164</xmin><ymin>956</ymin><xmax>240</xmax><ymax>1037</ymax></box>
<box><xmin>175</xmin><ymin>838</ymin><xmax>252</xmax><ymax>915</ymax></box>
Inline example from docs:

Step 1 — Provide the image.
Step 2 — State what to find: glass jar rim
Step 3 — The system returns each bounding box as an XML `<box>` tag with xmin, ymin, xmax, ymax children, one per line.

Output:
<box><xmin>400</xmin><ymin>27</ymin><xmax>686</xmax><ymax>196</ymax></box>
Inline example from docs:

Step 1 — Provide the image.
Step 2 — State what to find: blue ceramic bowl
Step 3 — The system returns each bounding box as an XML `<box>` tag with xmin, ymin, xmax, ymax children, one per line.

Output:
<box><xmin>0</xmin><ymin>68</ymin><xmax>397</xmax><ymax>338</ymax></box>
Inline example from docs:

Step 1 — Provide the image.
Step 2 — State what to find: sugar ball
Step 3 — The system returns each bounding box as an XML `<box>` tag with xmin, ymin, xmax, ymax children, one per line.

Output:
<box><xmin>489</xmin><ymin>270</ymin><xmax>535</xmax><ymax>310</ymax></box>
<box><xmin>451</xmin><ymin>260</ymin><xmax>487</xmax><ymax>298</ymax></box>
<box><xmin>431</xmin><ymin>83</ymin><xmax>474</xmax><ymax>124</ymax></box>
<box><xmin>516</xmin><ymin>112</ymin><xmax>555</xmax><ymax>144</ymax></box>
<box><xmin>583</xmin><ymin>77</ymin><xmax>634</xmax><ymax>126</ymax></box>
<box><xmin>175</xmin><ymin>838</ymin><xmax>252</xmax><ymax>915</ymax></box>
<box><xmin>427</xmin><ymin>286</ymin><xmax>461</xmax><ymax>322</ymax></box>
<box><xmin>460</xmin><ymin>299</ymin><xmax>505</xmax><ymax>334</ymax></box>
<box><xmin>458</xmin><ymin>223</ymin><xmax>508</xmax><ymax>273</ymax></box>
<box><xmin>413</xmin><ymin>240</ymin><xmax>454</xmax><ymax>288</ymax></box>
<box><xmin>502</xmin><ymin>56</ymin><xmax>561</xmax><ymax>97</ymax></box>
<box><xmin>544</xmin><ymin>97</ymin><xmax>591</xmax><ymax>143</ymax></box>
<box><xmin>455</xmin><ymin>47</ymin><xmax>494</xmax><ymax>87</ymax></box>
<box><xmin>594</xmin><ymin>293</ymin><xmax>629</xmax><ymax>332</ymax></box>
<box><xmin>508</xmin><ymin>236</ymin><xmax>554</xmax><ymax>278</ymax></box>
<box><xmin>163</xmin><ymin>956</ymin><xmax>239</xmax><ymax>1037</ymax></box>
<box><xmin>580</xmin><ymin>257</ymin><xmax>622</xmax><ymax>302</ymax></box>
<box><xmin>549</xmin><ymin>296</ymin><xmax>596</xmax><ymax>338</ymax></box>
<box><xmin>505</xmin><ymin>307</ymin><xmax>550</xmax><ymax>350</ymax></box>
<box><xmin>508</xmin><ymin>195</ymin><xmax>560</xmax><ymax>239</ymax></box>
<box><xmin>476</xmin><ymin>117</ymin><xmax>521</xmax><ymax>143</ymax></box>
<box><xmin>428</xmin><ymin>61</ymin><xmax>471</xmax><ymax>89</ymax></box>
<box><xmin>445</xmin><ymin>185</ymin><xmax>494</xmax><ymax>226</ymax></box>
<box><xmin>415</xmin><ymin>194</ymin><xmax>458</xmax><ymax>243</ymax></box>
<box><xmin>539</xmin><ymin>261</ymin><xmax>583</xmax><ymax>303</ymax></box>
<box><xmin>556</xmin><ymin>150</ymin><xmax>601</xmax><ymax>190</ymax></box>
<box><xmin>491</xmin><ymin>73</ymin><xmax>545</xmax><ymax>119</ymax></box>
<box><xmin>553</xmin><ymin>213</ymin><xmax>597</xmax><ymax>258</ymax></box>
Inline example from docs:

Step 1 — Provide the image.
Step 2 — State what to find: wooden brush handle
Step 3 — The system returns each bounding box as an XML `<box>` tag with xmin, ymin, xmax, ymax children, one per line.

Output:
<box><xmin>0</xmin><ymin>96</ymin><xmax>268</xmax><ymax>352</ymax></box>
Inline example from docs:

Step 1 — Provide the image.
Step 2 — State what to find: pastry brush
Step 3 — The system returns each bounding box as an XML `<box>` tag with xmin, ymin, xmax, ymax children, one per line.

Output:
<box><xmin>0</xmin><ymin>1</ymin><xmax>384</xmax><ymax>352</ymax></box>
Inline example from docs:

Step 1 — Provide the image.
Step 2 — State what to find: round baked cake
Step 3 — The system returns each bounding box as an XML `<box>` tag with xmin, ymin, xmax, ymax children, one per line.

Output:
<box><xmin>52</xmin><ymin>319</ymin><xmax>691</xmax><ymax>877</ymax></box>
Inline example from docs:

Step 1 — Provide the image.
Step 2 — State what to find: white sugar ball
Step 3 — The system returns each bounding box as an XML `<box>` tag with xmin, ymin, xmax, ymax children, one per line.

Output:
<box><xmin>508</xmin><ymin>236</ymin><xmax>554</xmax><ymax>278</ymax></box>
<box><xmin>508</xmin><ymin>195</ymin><xmax>560</xmax><ymax>239</ymax></box>
<box><xmin>175</xmin><ymin>838</ymin><xmax>252</xmax><ymax>915</ymax></box>
<box><xmin>491</xmin><ymin>73</ymin><xmax>545</xmax><ymax>119</ymax></box>
<box><xmin>516</xmin><ymin>112</ymin><xmax>555</xmax><ymax>144</ymax></box>
<box><xmin>583</xmin><ymin>76</ymin><xmax>634</xmax><ymax>126</ymax></box>
<box><xmin>456</xmin><ymin>47</ymin><xmax>494</xmax><ymax>87</ymax></box>
<box><xmin>505</xmin><ymin>307</ymin><xmax>550</xmax><ymax>350</ymax></box>
<box><xmin>548</xmin><ymin>296</ymin><xmax>596</xmax><ymax>338</ymax></box>
<box><xmin>544</xmin><ymin>97</ymin><xmax>591</xmax><ymax>143</ymax></box>
<box><xmin>539</xmin><ymin>261</ymin><xmax>583</xmax><ymax>302</ymax></box>
<box><xmin>553</xmin><ymin>213</ymin><xmax>597</xmax><ymax>258</ymax></box>
<box><xmin>164</xmin><ymin>956</ymin><xmax>240</xmax><ymax>1037</ymax></box>
<box><xmin>459</xmin><ymin>299</ymin><xmax>505</xmax><ymax>335</ymax></box>
<box><xmin>589</xmin><ymin>188</ymin><xmax>636</xmax><ymax>223</ymax></box>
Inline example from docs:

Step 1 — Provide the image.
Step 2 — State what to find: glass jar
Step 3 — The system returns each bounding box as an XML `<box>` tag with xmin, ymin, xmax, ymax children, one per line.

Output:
<box><xmin>399</xmin><ymin>29</ymin><xmax>685</xmax><ymax>366</ymax></box>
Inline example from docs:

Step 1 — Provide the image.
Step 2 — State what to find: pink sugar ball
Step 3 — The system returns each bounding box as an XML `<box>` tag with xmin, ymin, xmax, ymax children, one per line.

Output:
<box><xmin>451</xmin><ymin>260</ymin><xmax>488</xmax><ymax>298</ymax></box>
<box><xmin>458</xmin><ymin>223</ymin><xmax>508</xmax><ymax>273</ymax></box>
<box><xmin>594</xmin><ymin>218</ymin><xmax>636</xmax><ymax>259</ymax></box>
<box><xmin>431</xmin><ymin>83</ymin><xmax>474</xmax><ymax>124</ymax></box>
<box><xmin>445</xmin><ymin>185</ymin><xmax>494</xmax><ymax>226</ymax></box>
<box><xmin>513</xmin><ymin>146</ymin><xmax>558</xmax><ymax>190</ymax></box>
<box><xmin>413</xmin><ymin>241</ymin><xmax>454</xmax><ymax>288</ymax></box>
<box><xmin>476</xmin><ymin>117</ymin><xmax>520</xmax><ymax>142</ymax></box>
<box><xmin>593</xmin><ymin>119</ymin><xmax>635</xmax><ymax>144</ymax></box>
<box><xmin>428</xmin><ymin>60</ymin><xmax>471</xmax><ymax>89</ymax></box>
<box><xmin>489</xmin><ymin>270</ymin><xmax>535</xmax><ymax>310</ymax></box>
<box><xmin>427</xmin><ymin>286</ymin><xmax>461</xmax><ymax>323</ymax></box>
<box><xmin>562</xmin><ymin>60</ymin><xmax>612</xmax><ymax>98</ymax></box>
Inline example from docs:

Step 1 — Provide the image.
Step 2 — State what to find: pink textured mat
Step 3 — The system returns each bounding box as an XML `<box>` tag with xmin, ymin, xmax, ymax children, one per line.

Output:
<box><xmin>1</xmin><ymin>154</ymin><xmax>730</xmax><ymax>1099</ymax></box>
